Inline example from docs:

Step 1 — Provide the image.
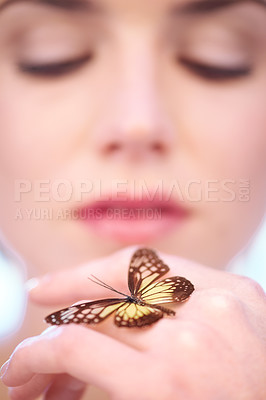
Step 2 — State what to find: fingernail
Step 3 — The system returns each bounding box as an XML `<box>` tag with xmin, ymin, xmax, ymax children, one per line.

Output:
<box><xmin>25</xmin><ymin>274</ymin><xmax>52</xmax><ymax>292</ymax></box>
<box><xmin>0</xmin><ymin>359</ymin><xmax>10</xmax><ymax>379</ymax></box>
<box><xmin>25</xmin><ymin>277</ymin><xmax>40</xmax><ymax>291</ymax></box>
<box><xmin>40</xmin><ymin>326</ymin><xmax>58</xmax><ymax>336</ymax></box>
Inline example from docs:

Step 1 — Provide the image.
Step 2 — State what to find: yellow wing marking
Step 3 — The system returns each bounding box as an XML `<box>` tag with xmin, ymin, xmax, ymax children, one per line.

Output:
<box><xmin>99</xmin><ymin>303</ymin><xmax>125</xmax><ymax>318</ymax></box>
<box><xmin>141</xmin><ymin>282</ymin><xmax>176</xmax><ymax>303</ymax></box>
<box><xmin>142</xmin><ymin>282</ymin><xmax>174</xmax><ymax>295</ymax></box>
<box><xmin>138</xmin><ymin>273</ymin><xmax>161</xmax><ymax>292</ymax></box>
<box><xmin>115</xmin><ymin>303</ymin><xmax>163</xmax><ymax>327</ymax></box>
<box><xmin>140</xmin><ymin>277</ymin><xmax>194</xmax><ymax>305</ymax></box>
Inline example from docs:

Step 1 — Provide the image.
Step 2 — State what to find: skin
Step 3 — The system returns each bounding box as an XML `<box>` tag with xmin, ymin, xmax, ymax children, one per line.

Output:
<box><xmin>0</xmin><ymin>0</ymin><xmax>266</xmax><ymax>272</ymax></box>
<box><xmin>1</xmin><ymin>247</ymin><xmax>266</xmax><ymax>399</ymax></box>
<box><xmin>0</xmin><ymin>0</ymin><xmax>266</xmax><ymax>399</ymax></box>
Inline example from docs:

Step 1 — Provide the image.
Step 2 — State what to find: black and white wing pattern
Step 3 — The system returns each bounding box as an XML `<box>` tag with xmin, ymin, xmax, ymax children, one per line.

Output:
<box><xmin>140</xmin><ymin>276</ymin><xmax>195</xmax><ymax>304</ymax></box>
<box><xmin>45</xmin><ymin>298</ymin><xmax>126</xmax><ymax>325</ymax></box>
<box><xmin>128</xmin><ymin>248</ymin><xmax>170</xmax><ymax>295</ymax></box>
<box><xmin>128</xmin><ymin>248</ymin><xmax>194</xmax><ymax>305</ymax></box>
<box><xmin>45</xmin><ymin>248</ymin><xmax>195</xmax><ymax>328</ymax></box>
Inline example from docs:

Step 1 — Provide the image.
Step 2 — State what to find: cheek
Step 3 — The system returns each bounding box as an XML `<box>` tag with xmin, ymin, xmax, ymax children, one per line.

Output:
<box><xmin>0</xmin><ymin>97</ymin><xmax>74</xmax><ymax>179</ymax></box>
<box><xmin>171</xmin><ymin>76</ymin><xmax>266</xmax><ymax>182</ymax></box>
<box><xmin>0</xmin><ymin>74</ymin><xmax>101</xmax><ymax>180</ymax></box>
<box><xmin>215</xmin><ymin>86</ymin><xmax>266</xmax><ymax>179</ymax></box>
<box><xmin>164</xmin><ymin>72</ymin><xmax>266</xmax><ymax>251</ymax></box>
<box><xmin>0</xmin><ymin>79</ymin><xmax>83</xmax><ymax>239</ymax></box>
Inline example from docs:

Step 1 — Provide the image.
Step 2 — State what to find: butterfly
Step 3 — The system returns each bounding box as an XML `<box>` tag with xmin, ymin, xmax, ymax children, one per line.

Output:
<box><xmin>45</xmin><ymin>248</ymin><xmax>194</xmax><ymax>328</ymax></box>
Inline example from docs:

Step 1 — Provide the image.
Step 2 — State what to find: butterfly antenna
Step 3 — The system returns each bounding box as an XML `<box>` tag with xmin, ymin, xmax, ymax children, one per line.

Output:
<box><xmin>88</xmin><ymin>275</ymin><xmax>114</xmax><ymax>291</ymax></box>
<box><xmin>88</xmin><ymin>275</ymin><xmax>128</xmax><ymax>297</ymax></box>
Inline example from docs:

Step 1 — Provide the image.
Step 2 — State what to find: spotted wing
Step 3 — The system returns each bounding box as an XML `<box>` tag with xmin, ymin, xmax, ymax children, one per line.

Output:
<box><xmin>115</xmin><ymin>302</ymin><xmax>164</xmax><ymax>328</ymax></box>
<box><xmin>140</xmin><ymin>276</ymin><xmax>194</xmax><ymax>304</ymax></box>
<box><xmin>45</xmin><ymin>298</ymin><xmax>126</xmax><ymax>325</ymax></box>
<box><xmin>128</xmin><ymin>248</ymin><xmax>169</xmax><ymax>296</ymax></box>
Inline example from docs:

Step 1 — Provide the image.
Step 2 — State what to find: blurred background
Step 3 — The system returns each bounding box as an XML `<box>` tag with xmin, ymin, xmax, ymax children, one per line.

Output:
<box><xmin>0</xmin><ymin>240</ymin><xmax>26</xmax><ymax>341</ymax></box>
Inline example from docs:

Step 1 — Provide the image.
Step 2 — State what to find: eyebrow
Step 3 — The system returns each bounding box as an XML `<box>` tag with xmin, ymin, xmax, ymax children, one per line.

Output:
<box><xmin>0</xmin><ymin>0</ymin><xmax>102</xmax><ymax>13</ymax></box>
<box><xmin>0</xmin><ymin>0</ymin><xmax>265</xmax><ymax>15</ymax></box>
<box><xmin>172</xmin><ymin>0</ymin><xmax>266</xmax><ymax>15</ymax></box>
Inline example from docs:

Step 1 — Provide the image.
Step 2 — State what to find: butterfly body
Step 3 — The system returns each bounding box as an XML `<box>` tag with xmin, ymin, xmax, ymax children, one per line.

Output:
<box><xmin>45</xmin><ymin>248</ymin><xmax>194</xmax><ymax>328</ymax></box>
<box><xmin>125</xmin><ymin>295</ymin><xmax>144</xmax><ymax>305</ymax></box>
<box><xmin>125</xmin><ymin>294</ymin><xmax>175</xmax><ymax>315</ymax></box>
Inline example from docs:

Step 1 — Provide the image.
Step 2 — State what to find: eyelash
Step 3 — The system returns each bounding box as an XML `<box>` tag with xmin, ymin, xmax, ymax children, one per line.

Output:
<box><xmin>17</xmin><ymin>53</ymin><xmax>251</xmax><ymax>81</ymax></box>
<box><xmin>178</xmin><ymin>56</ymin><xmax>251</xmax><ymax>81</ymax></box>
<box><xmin>18</xmin><ymin>53</ymin><xmax>94</xmax><ymax>78</ymax></box>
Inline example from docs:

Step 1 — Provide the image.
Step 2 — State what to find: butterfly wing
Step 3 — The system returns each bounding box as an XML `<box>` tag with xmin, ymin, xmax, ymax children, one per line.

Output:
<box><xmin>128</xmin><ymin>248</ymin><xmax>169</xmax><ymax>295</ymax></box>
<box><xmin>140</xmin><ymin>276</ymin><xmax>194</xmax><ymax>304</ymax></box>
<box><xmin>45</xmin><ymin>298</ymin><xmax>126</xmax><ymax>325</ymax></box>
<box><xmin>115</xmin><ymin>302</ymin><xmax>163</xmax><ymax>328</ymax></box>
<box><xmin>45</xmin><ymin>247</ymin><xmax>194</xmax><ymax>328</ymax></box>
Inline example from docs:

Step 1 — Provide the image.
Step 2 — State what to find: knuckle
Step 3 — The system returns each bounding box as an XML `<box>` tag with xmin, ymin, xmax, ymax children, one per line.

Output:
<box><xmin>175</xmin><ymin>320</ymin><xmax>212</xmax><ymax>352</ymax></box>
<box><xmin>236</xmin><ymin>276</ymin><xmax>266</xmax><ymax>300</ymax></box>
<box><xmin>155</xmin><ymin>319</ymin><xmax>214</xmax><ymax>354</ymax></box>
<box><xmin>196</xmin><ymin>288</ymin><xmax>243</xmax><ymax>314</ymax></box>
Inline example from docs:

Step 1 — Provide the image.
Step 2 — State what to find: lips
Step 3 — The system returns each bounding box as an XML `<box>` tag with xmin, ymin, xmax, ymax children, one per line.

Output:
<box><xmin>75</xmin><ymin>198</ymin><xmax>189</xmax><ymax>244</ymax></box>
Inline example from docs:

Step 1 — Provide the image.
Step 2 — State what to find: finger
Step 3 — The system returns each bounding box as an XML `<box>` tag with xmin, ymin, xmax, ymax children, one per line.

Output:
<box><xmin>28</xmin><ymin>244</ymin><xmax>242</xmax><ymax>309</ymax></box>
<box><xmin>27</xmin><ymin>246</ymin><xmax>138</xmax><ymax>306</ymax></box>
<box><xmin>8</xmin><ymin>374</ymin><xmax>53</xmax><ymax>400</ymax></box>
<box><xmin>26</xmin><ymin>244</ymin><xmax>200</xmax><ymax>351</ymax></box>
<box><xmin>44</xmin><ymin>374</ymin><xmax>87</xmax><ymax>400</ymax></box>
<box><xmin>2</xmin><ymin>324</ymin><xmax>142</xmax><ymax>395</ymax></box>
<box><xmin>8</xmin><ymin>374</ymin><xmax>86</xmax><ymax>400</ymax></box>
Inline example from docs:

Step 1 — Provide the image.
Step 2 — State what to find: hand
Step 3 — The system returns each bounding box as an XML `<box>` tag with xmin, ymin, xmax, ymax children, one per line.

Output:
<box><xmin>1</xmin><ymin>246</ymin><xmax>266</xmax><ymax>400</ymax></box>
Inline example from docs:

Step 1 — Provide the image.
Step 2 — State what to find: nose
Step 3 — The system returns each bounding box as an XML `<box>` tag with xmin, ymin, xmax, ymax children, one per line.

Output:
<box><xmin>96</xmin><ymin>41</ymin><xmax>174</xmax><ymax>162</ymax></box>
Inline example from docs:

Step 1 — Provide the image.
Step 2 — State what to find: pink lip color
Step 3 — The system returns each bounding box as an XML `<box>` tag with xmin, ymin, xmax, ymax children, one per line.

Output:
<box><xmin>76</xmin><ymin>198</ymin><xmax>188</xmax><ymax>244</ymax></box>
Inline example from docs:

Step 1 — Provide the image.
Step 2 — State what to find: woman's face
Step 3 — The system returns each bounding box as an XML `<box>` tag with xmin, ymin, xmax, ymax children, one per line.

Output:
<box><xmin>0</xmin><ymin>0</ymin><xmax>265</xmax><ymax>274</ymax></box>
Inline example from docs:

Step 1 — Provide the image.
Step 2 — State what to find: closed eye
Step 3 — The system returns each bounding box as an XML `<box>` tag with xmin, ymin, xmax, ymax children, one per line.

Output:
<box><xmin>178</xmin><ymin>56</ymin><xmax>252</xmax><ymax>81</ymax></box>
<box><xmin>17</xmin><ymin>53</ymin><xmax>94</xmax><ymax>78</ymax></box>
